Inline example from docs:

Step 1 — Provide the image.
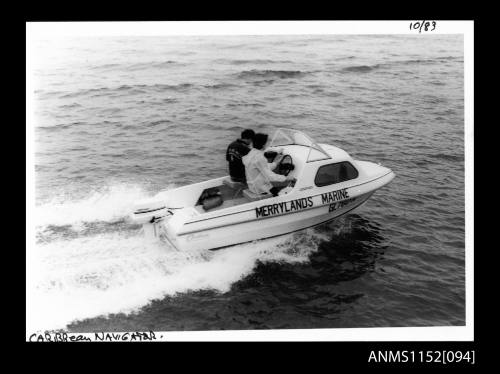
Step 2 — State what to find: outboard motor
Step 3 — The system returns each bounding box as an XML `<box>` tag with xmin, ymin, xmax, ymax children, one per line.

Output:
<box><xmin>130</xmin><ymin>197</ymin><xmax>171</xmax><ymax>239</ymax></box>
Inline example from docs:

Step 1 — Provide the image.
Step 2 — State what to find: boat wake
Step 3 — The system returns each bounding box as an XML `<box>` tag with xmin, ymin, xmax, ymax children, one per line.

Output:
<box><xmin>34</xmin><ymin>184</ymin><xmax>153</xmax><ymax>229</ymax></box>
<box><xmin>28</xmin><ymin>184</ymin><xmax>328</xmax><ymax>332</ymax></box>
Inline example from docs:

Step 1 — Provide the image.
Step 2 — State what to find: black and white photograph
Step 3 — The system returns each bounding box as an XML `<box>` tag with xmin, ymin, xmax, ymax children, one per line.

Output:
<box><xmin>26</xmin><ymin>21</ymin><xmax>473</xmax><ymax>342</ymax></box>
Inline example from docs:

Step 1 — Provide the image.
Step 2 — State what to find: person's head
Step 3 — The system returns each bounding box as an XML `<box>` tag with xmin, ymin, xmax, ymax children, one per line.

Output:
<box><xmin>241</xmin><ymin>129</ymin><xmax>255</xmax><ymax>143</ymax></box>
<box><xmin>252</xmin><ymin>133</ymin><xmax>269</xmax><ymax>150</ymax></box>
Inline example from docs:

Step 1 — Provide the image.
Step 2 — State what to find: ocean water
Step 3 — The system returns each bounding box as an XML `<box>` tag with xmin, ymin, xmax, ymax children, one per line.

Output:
<box><xmin>28</xmin><ymin>34</ymin><xmax>465</xmax><ymax>333</ymax></box>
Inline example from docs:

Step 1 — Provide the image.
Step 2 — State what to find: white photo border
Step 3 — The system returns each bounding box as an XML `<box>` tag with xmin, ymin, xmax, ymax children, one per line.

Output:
<box><xmin>26</xmin><ymin>20</ymin><xmax>474</xmax><ymax>341</ymax></box>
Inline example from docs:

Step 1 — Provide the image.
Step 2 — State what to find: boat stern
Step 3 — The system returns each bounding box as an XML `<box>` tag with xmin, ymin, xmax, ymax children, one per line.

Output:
<box><xmin>130</xmin><ymin>197</ymin><xmax>169</xmax><ymax>225</ymax></box>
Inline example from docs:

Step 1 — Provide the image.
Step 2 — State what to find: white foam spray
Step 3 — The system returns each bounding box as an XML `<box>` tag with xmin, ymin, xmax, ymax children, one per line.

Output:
<box><xmin>27</xmin><ymin>229</ymin><xmax>325</xmax><ymax>332</ymax></box>
<box><xmin>28</xmin><ymin>184</ymin><xmax>329</xmax><ymax>332</ymax></box>
<box><xmin>34</xmin><ymin>183</ymin><xmax>176</xmax><ymax>230</ymax></box>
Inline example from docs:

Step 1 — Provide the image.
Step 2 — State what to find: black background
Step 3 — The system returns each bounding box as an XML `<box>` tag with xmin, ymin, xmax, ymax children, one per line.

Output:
<box><xmin>17</xmin><ymin>6</ymin><xmax>485</xmax><ymax>370</ymax></box>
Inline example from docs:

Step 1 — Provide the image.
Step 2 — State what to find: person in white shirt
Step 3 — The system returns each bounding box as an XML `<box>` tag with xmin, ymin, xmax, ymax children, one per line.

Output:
<box><xmin>242</xmin><ymin>133</ymin><xmax>296</xmax><ymax>196</ymax></box>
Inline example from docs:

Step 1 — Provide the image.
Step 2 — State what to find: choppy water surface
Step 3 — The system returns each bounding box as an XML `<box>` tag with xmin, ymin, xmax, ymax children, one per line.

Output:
<box><xmin>29</xmin><ymin>34</ymin><xmax>465</xmax><ymax>332</ymax></box>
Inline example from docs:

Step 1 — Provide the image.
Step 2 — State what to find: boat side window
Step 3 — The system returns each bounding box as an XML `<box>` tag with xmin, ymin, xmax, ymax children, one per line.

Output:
<box><xmin>314</xmin><ymin>162</ymin><xmax>359</xmax><ymax>187</ymax></box>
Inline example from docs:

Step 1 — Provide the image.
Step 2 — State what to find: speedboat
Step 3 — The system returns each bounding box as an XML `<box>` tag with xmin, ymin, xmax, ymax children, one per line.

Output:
<box><xmin>130</xmin><ymin>129</ymin><xmax>395</xmax><ymax>251</ymax></box>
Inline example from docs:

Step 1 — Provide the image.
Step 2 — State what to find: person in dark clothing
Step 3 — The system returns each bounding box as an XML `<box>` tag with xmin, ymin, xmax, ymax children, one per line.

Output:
<box><xmin>226</xmin><ymin>129</ymin><xmax>255</xmax><ymax>183</ymax></box>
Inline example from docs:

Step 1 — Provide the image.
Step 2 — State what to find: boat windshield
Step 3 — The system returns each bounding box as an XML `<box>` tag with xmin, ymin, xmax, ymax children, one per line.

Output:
<box><xmin>269</xmin><ymin>128</ymin><xmax>331</xmax><ymax>162</ymax></box>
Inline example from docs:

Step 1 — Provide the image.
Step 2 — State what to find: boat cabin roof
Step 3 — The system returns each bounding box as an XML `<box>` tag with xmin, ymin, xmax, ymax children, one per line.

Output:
<box><xmin>269</xmin><ymin>129</ymin><xmax>352</xmax><ymax>164</ymax></box>
<box><xmin>270</xmin><ymin>128</ymin><xmax>332</xmax><ymax>163</ymax></box>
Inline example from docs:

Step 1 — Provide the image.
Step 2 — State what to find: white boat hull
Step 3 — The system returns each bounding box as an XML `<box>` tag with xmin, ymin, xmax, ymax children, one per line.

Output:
<box><xmin>162</xmin><ymin>191</ymin><xmax>373</xmax><ymax>251</ymax></box>
<box><xmin>143</xmin><ymin>167</ymin><xmax>394</xmax><ymax>251</ymax></box>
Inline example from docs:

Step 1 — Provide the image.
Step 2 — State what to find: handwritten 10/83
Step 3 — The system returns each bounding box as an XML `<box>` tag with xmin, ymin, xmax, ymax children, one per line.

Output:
<box><xmin>410</xmin><ymin>20</ymin><xmax>437</xmax><ymax>33</ymax></box>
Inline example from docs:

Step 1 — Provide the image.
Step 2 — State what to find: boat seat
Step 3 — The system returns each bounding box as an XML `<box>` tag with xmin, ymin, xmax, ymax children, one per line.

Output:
<box><xmin>243</xmin><ymin>189</ymin><xmax>272</xmax><ymax>201</ymax></box>
<box><xmin>223</xmin><ymin>177</ymin><xmax>247</xmax><ymax>198</ymax></box>
<box><xmin>222</xmin><ymin>177</ymin><xmax>247</xmax><ymax>189</ymax></box>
